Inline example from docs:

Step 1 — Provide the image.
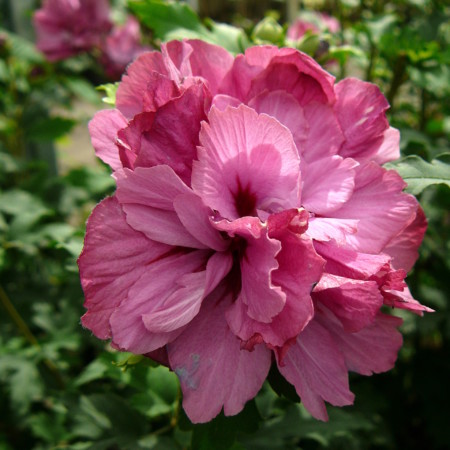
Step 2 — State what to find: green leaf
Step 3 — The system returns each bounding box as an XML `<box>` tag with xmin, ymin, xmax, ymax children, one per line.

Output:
<box><xmin>25</xmin><ymin>117</ymin><xmax>77</xmax><ymax>143</ymax></box>
<box><xmin>386</xmin><ymin>154</ymin><xmax>450</xmax><ymax>194</ymax></box>
<box><xmin>96</xmin><ymin>82</ymin><xmax>120</xmax><ymax>106</ymax></box>
<box><xmin>2</xmin><ymin>29</ymin><xmax>44</xmax><ymax>64</ymax></box>
<box><xmin>73</xmin><ymin>393</ymin><xmax>148</xmax><ymax>446</ymax></box>
<box><xmin>130</xmin><ymin>0</ymin><xmax>248</xmax><ymax>53</ymax></box>
<box><xmin>65</xmin><ymin>77</ymin><xmax>102</xmax><ymax>105</ymax></box>
<box><xmin>0</xmin><ymin>355</ymin><xmax>44</xmax><ymax>415</ymax></box>
<box><xmin>191</xmin><ymin>401</ymin><xmax>261</xmax><ymax>450</ymax></box>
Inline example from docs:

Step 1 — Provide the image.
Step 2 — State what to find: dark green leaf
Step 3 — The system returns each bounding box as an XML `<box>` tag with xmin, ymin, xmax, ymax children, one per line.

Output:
<box><xmin>191</xmin><ymin>401</ymin><xmax>260</xmax><ymax>450</ymax></box>
<box><xmin>26</xmin><ymin>117</ymin><xmax>77</xmax><ymax>143</ymax></box>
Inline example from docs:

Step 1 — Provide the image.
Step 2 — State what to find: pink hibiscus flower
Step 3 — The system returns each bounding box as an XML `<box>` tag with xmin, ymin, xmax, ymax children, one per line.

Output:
<box><xmin>79</xmin><ymin>40</ymin><xmax>431</xmax><ymax>422</ymax></box>
<box><xmin>33</xmin><ymin>0</ymin><xmax>112</xmax><ymax>61</ymax></box>
<box><xmin>99</xmin><ymin>16</ymin><xmax>151</xmax><ymax>80</ymax></box>
<box><xmin>287</xmin><ymin>12</ymin><xmax>340</xmax><ymax>41</ymax></box>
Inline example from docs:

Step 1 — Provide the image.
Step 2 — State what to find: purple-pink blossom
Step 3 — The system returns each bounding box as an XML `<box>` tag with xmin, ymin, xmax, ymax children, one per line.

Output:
<box><xmin>33</xmin><ymin>0</ymin><xmax>112</xmax><ymax>61</ymax></box>
<box><xmin>287</xmin><ymin>12</ymin><xmax>340</xmax><ymax>41</ymax></box>
<box><xmin>79</xmin><ymin>40</ymin><xmax>431</xmax><ymax>422</ymax></box>
<box><xmin>99</xmin><ymin>16</ymin><xmax>150</xmax><ymax>80</ymax></box>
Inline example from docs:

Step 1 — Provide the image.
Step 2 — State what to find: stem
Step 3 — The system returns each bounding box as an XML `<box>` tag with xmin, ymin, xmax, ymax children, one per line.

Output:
<box><xmin>0</xmin><ymin>284</ymin><xmax>65</xmax><ymax>388</ymax></box>
<box><xmin>419</xmin><ymin>87</ymin><xmax>427</xmax><ymax>132</ymax></box>
<box><xmin>0</xmin><ymin>284</ymin><xmax>39</xmax><ymax>347</ymax></box>
<box><xmin>387</xmin><ymin>54</ymin><xmax>408</xmax><ymax>110</ymax></box>
<box><xmin>365</xmin><ymin>43</ymin><xmax>377</xmax><ymax>82</ymax></box>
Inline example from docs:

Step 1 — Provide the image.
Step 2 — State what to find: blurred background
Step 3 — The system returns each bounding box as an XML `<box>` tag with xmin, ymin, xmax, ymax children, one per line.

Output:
<box><xmin>0</xmin><ymin>1</ymin><xmax>449</xmax><ymax>449</ymax></box>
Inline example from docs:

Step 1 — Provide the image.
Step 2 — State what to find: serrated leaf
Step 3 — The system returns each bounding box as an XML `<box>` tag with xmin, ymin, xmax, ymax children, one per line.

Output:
<box><xmin>386</xmin><ymin>154</ymin><xmax>450</xmax><ymax>194</ymax></box>
<box><xmin>0</xmin><ymin>355</ymin><xmax>44</xmax><ymax>414</ymax></box>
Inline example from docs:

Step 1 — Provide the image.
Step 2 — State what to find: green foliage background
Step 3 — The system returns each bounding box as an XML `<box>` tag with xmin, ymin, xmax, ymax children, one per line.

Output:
<box><xmin>0</xmin><ymin>1</ymin><xmax>449</xmax><ymax>449</ymax></box>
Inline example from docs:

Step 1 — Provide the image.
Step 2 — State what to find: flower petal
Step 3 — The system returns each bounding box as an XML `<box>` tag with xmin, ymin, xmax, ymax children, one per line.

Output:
<box><xmin>313</xmin><ymin>274</ymin><xmax>383</xmax><ymax>332</ymax></box>
<box><xmin>78</xmin><ymin>196</ymin><xmax>171</xmax><ymax>340</ymax></box>
<box><xmin>168</xmin><ymin>289</ymin><xmax>272</xmax><ymax>423</ymax></box>
<box><xmin>314</xmin><ymin>240</ymin><xmax>390</xmax><ymax>279</ymax></box>
<box><xmin>278</xmin><ymin>319</ymin><xmax>354</xmax><ymax>421</ymax></box>
<box><xmin>125</xmin><ymin>82</ymin><xmax>210</xmax><ymax>183</ymax></box>
<box><xmin>116</xmin><ymin>51</ymin><xmax>168</xmax><ymax>118</ymax></box>
<box><xmin>384</xmin><ymin>205</ymin><xmax>427</xmax><ymax>272</ymax></box>
<box><xmin>334</xmin><ymin>78</ymin><xmax>389</xmax><ymax>161</ymax></box>
<box><xmin>248</xmin><ymin>90</ymin><xmax>308</xmax><ymax>150</ymax></box>
<box><xmin>307</xmin><ymin>217</ymin><xmax>358</xmax><ymax>245</ymax></box>
<box><xmin>317</xmin><ymin>308</ymin><xmax>403</xmax><ymax>376</ymax></box>
<box><xmin>141</xmin><ymin>250</ymin><xmax>234</xmax><ymax>334</ymax></box>
<box><xmin>193</xmin><ymin>105</ymin><xmax>300</xmax><ymax>219</ymax></box>
<box><xmin>301</xmin><ymin>102</ymin><xmax>345</xmax><ymax>162</ymax></box>
<box><xmin>239</xmin><ymin>229</ymin><xmax>285</xmax><ymax>322</ymax></box>
<box><xmin>331</xmin><ymin>162</ymin><xmax>418</xmax><ymax>254</ymax></box>
<box><xmin>372</xmin><ymin>127</ymin><xmax>400</xmax><ymax>165</ymax></box>
<box><xmin>115</xmin><ymin>166</ymin><xmax>208</xmax><ymax>248</ymax></box>
<box><xmin>301</xmin><ymin>155</ymin><xmax>358</xmax><ymax>215</ymax></box>
<box><xmin>227</xmin><ymin>232</ymin><xmax>324</xmax><ymax>348</ymax></box>
<box><xmin>89</xmin><ymin>109</ymin><xmax>128</xmax><ymax>171</ymax></box>
<box><xmin>109</xmin><ymin>249</ymin><xmax>210</xmax><ymax>354</ymax></box>
<box><xmin>246</xmin><ymin>47</ymin><xmax>335</xmax><ymax>106</ymax></box>
<box><xmin>173</xmin><ymin>193</ymin><xmax>229</xmax><ymax>252</ymax></box>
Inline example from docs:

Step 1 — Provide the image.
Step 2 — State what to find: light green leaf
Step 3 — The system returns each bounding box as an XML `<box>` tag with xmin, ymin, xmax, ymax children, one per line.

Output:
<box><xmin>65</xmin><ymin>77</ymin><xmax>102</xmax><ymax>105</ymax></box>
<box><xmin>96</xmin><ymin>82</ymin><xmax>120</xmax><ymax>106</ymax></box>
<box><xmin>386</xmin><ymin>154</ymin><xmax>450</xmax><ymax>194</ymax></box>
<box><xmin>130</xmin><ymin>0</ymin><xmax>248</xmax><ymax>53</ymax></box>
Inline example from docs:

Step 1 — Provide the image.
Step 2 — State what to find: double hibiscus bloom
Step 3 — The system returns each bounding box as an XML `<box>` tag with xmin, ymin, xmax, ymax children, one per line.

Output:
<box><xmin>79</xmin><ymin>40</ymin><xmax>430</xmax><ymax>422</ymax></box>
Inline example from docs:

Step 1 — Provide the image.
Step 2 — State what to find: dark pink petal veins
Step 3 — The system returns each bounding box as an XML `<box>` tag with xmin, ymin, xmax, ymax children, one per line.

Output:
<box><xmin>192</xmin><ymin>105</ymin><xmax>300</xmax><ymax>220</ymax></box>
<box><xmin>278</xmin><ymin>319</ymin><xmax>355</xmax><ymax>421</ymax></box>
<box><xmin>78</xmin><ymin>196</ymin><xmax>171</xmax><ymax>340</ymax></box>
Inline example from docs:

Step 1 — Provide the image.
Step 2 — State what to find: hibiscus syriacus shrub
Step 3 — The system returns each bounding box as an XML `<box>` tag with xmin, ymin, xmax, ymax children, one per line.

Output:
<box><xmin>79</xmin><ymin>40</ymin><xmax>431</xmax><ymax>422</ymax></box>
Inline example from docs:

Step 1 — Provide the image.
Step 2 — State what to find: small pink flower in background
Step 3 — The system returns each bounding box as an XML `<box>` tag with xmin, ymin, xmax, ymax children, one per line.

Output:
<box><xmin>99</xmin><ymin>16</ymin><xmax>151</xmax><ymax>80</ymax></box>
<box><xmin>287</xmin><ymin>12</ymin><xmax>340</xmax><ymax>41</ymax></box>
<box><xmin>33</xmin><ymin>0</ymin><xmax>112</xmax><ymax>61</ymax></box>
<box><xmin>79</xmin><ymin>40</ymin><xmax>431</xmax><ymax>423</ymax></box>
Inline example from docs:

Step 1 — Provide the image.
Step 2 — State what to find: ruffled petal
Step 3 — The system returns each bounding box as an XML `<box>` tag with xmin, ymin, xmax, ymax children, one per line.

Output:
<box><xmin>248</xmin><ymin>90</ymin><xmax>308</xmax><ymax>151</ymax></box>
<box><xmin>192</xmin><ymin>105</ymin><xmax>300</xmax><ymax>219</ymax></box>
<box><xmin>115</xmin><ymin>166</ymin><xmax>208</xmax><ymax>248</ymax></box>
<box><xmin>183</xmin><ymin>39</ymin><xmax>234</xmax><ymax>95</ymax></box>
<box><xmin>78</xmin><ymin>197</ymin><xmax>171</xmax><ymax>340</ymax></box>
<box><xmin>89</xmin><ymin>109</ymin><xmax>128</xmax><ymax>171</ymax></box>
<box><xmin>372</xmin><ymin>127</ymin><xmax>400</xmax><ymax>165</ymax></box>
<box><xmin>384</xmin><ymin>205</ymin><xmax>427</xmax><ymax>272</ymax></box>
<box><xmin>316</xmin><ymin>307</ymin><xmax>403</xmax><ymax>376</ymax></box>
<box><xmin>301</xmin><ymin>102</ymin><xmax>345</xmax><ymax>162</ymax></box>
<box><xmin>313</xmin><ymin>274</ymin><xmax>383</xmax><ymax>332</ymax></box>
<box><xmin>278</xmin><ymin>319</ymin><xmax>354</xmax><ymax>421</ymax></box>
<box><xmin>246</xmin><ymin>47</ymin><xmax>336</xmax><ymax>106</ymax></box>
<box><xmin>109</xmin><ymin>249</ymin><xmax>210</xmax><ymax>354</ymax></box>
<box><xmin>331</xmin><ymin>162</ymin><xmax>418</xmax><ymax>254</ymax></box>
<box><xmin>168</xmin><ymin>290</ymin><xmax>271</xmax><ymax>423</ymax></box>
<box><xmin>116</xmin><ymin>51</ymin><xmax>168</xmax><ymax>118</ymax></box>
<box><xmin>173</xmin><ymin>193</ymin><xmax>229</xmax><ymax>252</ymax></box>
<box><xmin>122</xmin><ymin>82</ymin><xmax>210</xmax><ymax>183</ymax></box>
<box><xmin>314</xmin><ymin>240</ymin><xmax>390</xmax><ymax>279</ymax></box>
<box><xmin>334</xmin><ymin>78</ymin><xmax>389</xmax><ymax>161</ymax></box>
<box><xmin>307</xmin><ymin>217</ymin><xmax>358</xmax><ymax>245</ymax></box>
<box><xmin>301</xmin><ymin>155</ymin><xmax>358</xmax><ymax>215</ymax></box>
<box><xmin>227</xmin><ymin>232</ymin><xmax>324</xmax><ymax>348</ymax></box>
